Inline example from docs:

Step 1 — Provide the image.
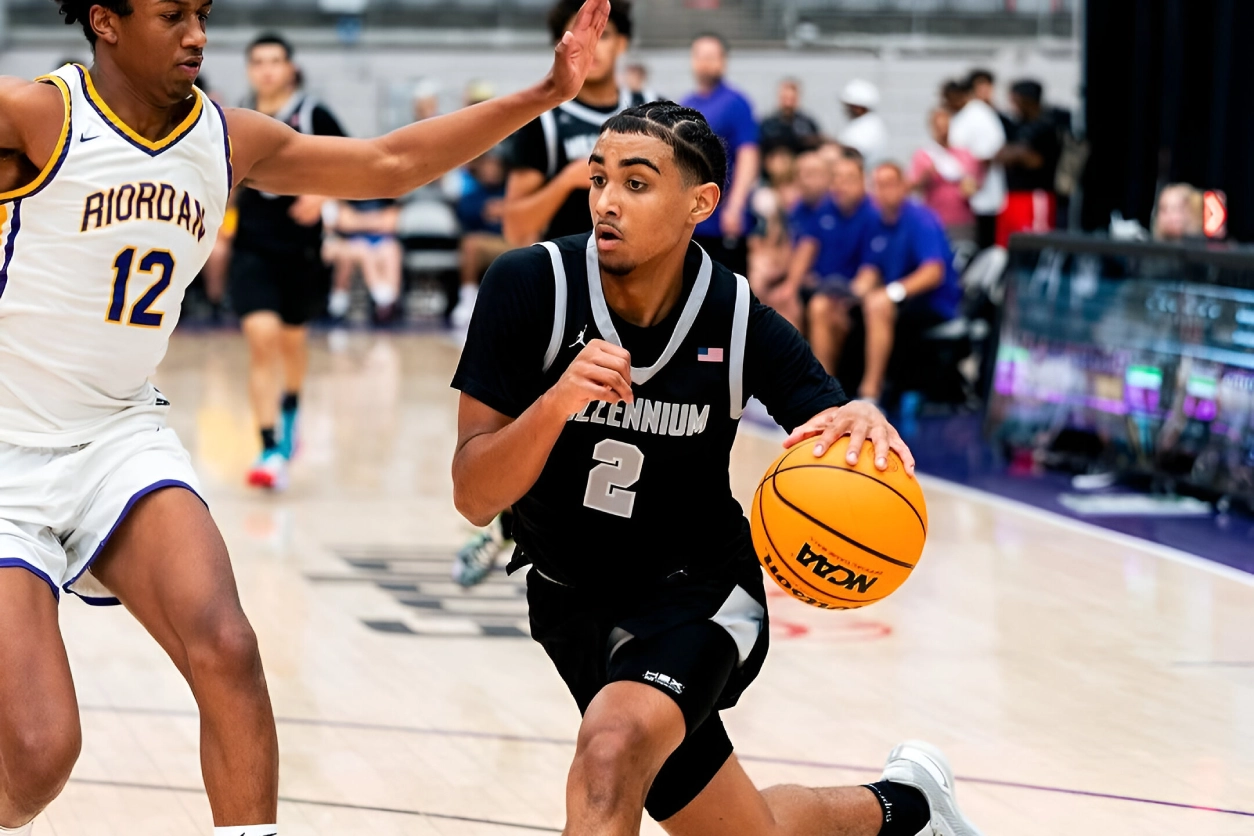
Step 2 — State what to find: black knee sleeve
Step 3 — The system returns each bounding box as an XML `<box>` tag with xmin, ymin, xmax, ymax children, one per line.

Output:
<box><xmin>643</xmin><ymin>713</ymin><xmax>734</xmax><ymax>822</ymax></box>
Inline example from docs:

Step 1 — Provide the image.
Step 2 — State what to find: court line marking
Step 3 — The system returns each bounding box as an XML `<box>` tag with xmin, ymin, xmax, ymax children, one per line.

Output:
<box><xmin>65</xmin><ymin>777</ymin><xmax>560</xmax><ymax>832</ymax></box>
<box><xmin>78</xmin><ymin>706</ymin><xmax>1254</xmax><ymax>818</ymax></box>
<box><xmin>737</xmin><ymin>421</ymin><xmax>1254</xmax><ymax>587</ymax></box>
<box><xmin>916</xmin><ymin>474</ymin><xmax>1254</xmax><ymax>588</ymax></box>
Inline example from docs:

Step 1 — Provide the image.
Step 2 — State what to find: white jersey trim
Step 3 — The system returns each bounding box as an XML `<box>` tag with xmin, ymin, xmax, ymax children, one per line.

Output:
<box><xmin>728</xmin><ymin>273</ymin><xmax>750</xmax><ymax>419</ymax></box>
<box><xmin>538</xmin><ymin>241</ymin><xmax>568</xmax><ymax>373</ymax></box>
<box><xmin>584</xmin><ymin>235</ymin><xmax>712</xmax><ymax>386</ymax></box>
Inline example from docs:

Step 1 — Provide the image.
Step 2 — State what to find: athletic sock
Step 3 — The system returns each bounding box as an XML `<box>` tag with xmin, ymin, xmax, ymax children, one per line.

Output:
<box><xmin>0</xmin><ymin>821</ymin><xmax>34</xmax><ymax>835</ymax></box>
<box><xmin>212</xmin><ymin>826</ymin><xmax>276</xmax><ymax>836</ymax></box>
<box><xmin>260</xmin><ymin>427</ymin><xmax>278</xmax><ymax>452</ymax></box>
<box><xmin>369</xmin><ymin>284</ymin><xmax>398</xmax><ymax>308</ymax></box>
<box><xmin>864</xmin><ymin>781</ymin><xmax>930</xmax><ymax>836</ymax></box>
<box><xmin>281</xmin><ymin>392</ymin><xmax>299</xmax><ymax>413</ymax></box>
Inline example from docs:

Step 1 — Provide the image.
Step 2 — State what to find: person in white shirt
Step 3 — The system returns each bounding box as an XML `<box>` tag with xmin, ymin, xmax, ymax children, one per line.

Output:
<box><xmin>837</xmin><ymin>79</ymin><xmax>888</xmax><ymax>168</ymax></box>
<box><xmin>943</xmin><ymin>78</ymin><xmax>1006</xmax><ymax>250</ymax></box>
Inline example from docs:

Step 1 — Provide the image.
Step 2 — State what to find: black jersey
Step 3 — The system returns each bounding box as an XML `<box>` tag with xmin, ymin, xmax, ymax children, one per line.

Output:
<box><xmin>508</xmin><ymin>88</ymin><xmax>652</xmax><ymax>240</ymax></box>
<box><xmin>452</xmin><ymin>234</ymin><xmax>847</xmax><ymax>590</ymax></box>
<box><xmin>234</xmin><ymin>93</ymin><xmax>346</xmax><ymax>255</ymax></box>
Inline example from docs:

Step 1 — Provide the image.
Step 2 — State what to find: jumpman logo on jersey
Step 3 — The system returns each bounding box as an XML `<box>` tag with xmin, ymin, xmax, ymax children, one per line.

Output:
<box><xmin>569</xmin><ymin>326</ymin><xmax>588</xmax><ymax>349</ymax></box>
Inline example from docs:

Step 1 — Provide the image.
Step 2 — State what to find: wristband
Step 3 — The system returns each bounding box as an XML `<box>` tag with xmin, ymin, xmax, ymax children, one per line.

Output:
<box><xmin>885</xmin><ymin>281</ymin><xmax>907</xmax><ymax>304</ymax></box>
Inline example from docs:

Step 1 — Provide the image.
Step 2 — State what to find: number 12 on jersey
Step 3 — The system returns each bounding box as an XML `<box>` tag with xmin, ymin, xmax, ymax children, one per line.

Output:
<box><xmin>584</xmin><ymin>439</ymin><xmax>644</xmax><ymax>518</ymax></box>
<box><xmin>107</xmin><ymin>247</ymin><xmax>174</xmax><ymax>328</ymax></box>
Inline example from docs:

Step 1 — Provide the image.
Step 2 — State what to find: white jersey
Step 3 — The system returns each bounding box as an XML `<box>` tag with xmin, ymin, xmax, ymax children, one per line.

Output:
<box><xmin>0</xmin><ymin>64</ymin><xmax>231</xmax><ymax>448</ymax></box>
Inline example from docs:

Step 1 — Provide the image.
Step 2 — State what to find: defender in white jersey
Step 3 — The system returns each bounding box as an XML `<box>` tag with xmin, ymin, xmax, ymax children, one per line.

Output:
<box><xmin>0</xmin><ymin>0</ymin><xmax>610</xmax><ymax>833</ymax></box>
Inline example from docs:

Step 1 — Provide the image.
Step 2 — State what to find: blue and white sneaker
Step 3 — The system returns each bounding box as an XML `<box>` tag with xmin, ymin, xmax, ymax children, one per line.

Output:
<box><xmin>452</xmin><ymin>528</ymin><xmax>506</xmax><ymax>588</ymax></box>
<box><xmin>880</xmin><ymin>740</ymin><xmax>984</xmax><ymax>836</ymax></box>
<box><xmin>278</xmin><ymin>405</ymin><xmax>299</xmax><ymax>460</ymax></box>
<box><xmin>246</xmin><ymin>449</ymin><xmax>289</xmax><ymax>491</ymax></box>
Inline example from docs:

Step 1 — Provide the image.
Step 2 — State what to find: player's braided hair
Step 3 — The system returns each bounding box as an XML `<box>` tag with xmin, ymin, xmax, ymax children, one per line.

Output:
<box><xmin>600</xmin><ymin>101</ymin><xmax>729</xmax><ymax>191</ymax></box>
<box><xmin>52</xmin><ymin>0</ymin><xmax>132</xmax><ymax>46</ymax></box>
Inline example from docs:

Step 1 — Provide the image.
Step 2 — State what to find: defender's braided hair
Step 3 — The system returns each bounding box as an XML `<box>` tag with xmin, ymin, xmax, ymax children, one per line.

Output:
<box><xmin>600</xmin><ymin>101</ymin><xmax>729</xmax><ymax>192</ymax></box>
<box><xmin>52</xmin><ymin>0</ymin><xmax>132</xmax><ymax>46</ymax></box>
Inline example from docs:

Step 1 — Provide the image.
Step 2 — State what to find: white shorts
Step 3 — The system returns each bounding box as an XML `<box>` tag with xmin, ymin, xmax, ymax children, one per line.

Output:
<box><xmin>0</xmin><ymin>415</ymin><xmax>203</xmax><ymax>605</ymax></box>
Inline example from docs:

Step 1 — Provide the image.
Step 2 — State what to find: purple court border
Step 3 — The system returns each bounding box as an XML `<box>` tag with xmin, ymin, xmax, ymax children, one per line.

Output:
<box><xmin>79</xmin><ymin>705</ymin><xmax>1254</xmax><ymax>819</ymax></box>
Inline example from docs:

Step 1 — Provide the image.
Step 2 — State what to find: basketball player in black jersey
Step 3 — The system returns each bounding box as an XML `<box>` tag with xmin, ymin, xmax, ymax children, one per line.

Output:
<box><xmin>452</xmin><ymin>103</ymin><xmax>983</xmax><ymax>836</ymax></box>
<box><xmin>452</xmin><ymin>0</ymin><xmax>652</xmax><ymax>586</ymax></box>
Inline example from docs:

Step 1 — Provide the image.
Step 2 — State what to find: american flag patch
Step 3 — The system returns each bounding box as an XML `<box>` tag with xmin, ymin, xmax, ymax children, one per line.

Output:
<box><xmin>698</xmin><ymin>347</ymin><xmax>724</xmax><ymax>363</ymax></box>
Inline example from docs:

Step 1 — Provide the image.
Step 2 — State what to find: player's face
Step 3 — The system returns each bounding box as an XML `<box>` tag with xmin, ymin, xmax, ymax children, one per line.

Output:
<box><xmin>690</xmin><ymin>38</ymin><xmax>726</xmax><ymax>88</ymax></box>
<box><xmin>588</xmin><ymin>132</ymin><xmax>719</xmax><ymax>276</ymax></box>
<box><xmin>107</xmin><ymin>0</ymin><xmax>209</xmax><ymax>105</ymax></box>
<box><xmin>247</xmin><ymin>44</ymin><xmax>296</xmax><ymax>99</ymax></box>
<box><xmin>586</xmin><ymin>19</ymin><xmax>627</xmax><ymax>85</ymax></box>
<box><xmin>831</xmin><ymin>158</ymin><xmax>866</xmax><ymax>212</ymax></box>
<box><xmin>872</xmin><ymin>166</ymin><xmax>908</xmax><ymax>215</ymax></box>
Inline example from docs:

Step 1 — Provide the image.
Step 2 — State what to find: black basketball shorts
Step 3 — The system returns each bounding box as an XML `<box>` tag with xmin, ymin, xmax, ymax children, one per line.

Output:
<box><xmin>525</xmin><ymin>557</ymin><xmax>770</xmax><ymax>821</ymax></box>
<box><xmin>229</xmin><ymin>245</ymin><xmax>330</xmax><ymax>326</ymax></box>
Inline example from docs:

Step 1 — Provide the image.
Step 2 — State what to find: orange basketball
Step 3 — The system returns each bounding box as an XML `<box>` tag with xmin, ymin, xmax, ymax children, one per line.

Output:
<box><xmin>750</xmin><ymin>435</ymin><xmax>927</xmax><ymax>609</ymax></box>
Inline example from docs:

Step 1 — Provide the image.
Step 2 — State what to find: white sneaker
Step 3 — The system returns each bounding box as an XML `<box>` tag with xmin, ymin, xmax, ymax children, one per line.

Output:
<box><xmin>449</xmin><ymin>285</ymin><xmax>478</xmax><ymax>329</ymax></box>
<box><xmin>880</xmin><ymin>740</ymin><xmax>984</xmax><ymax>836</ymax></box>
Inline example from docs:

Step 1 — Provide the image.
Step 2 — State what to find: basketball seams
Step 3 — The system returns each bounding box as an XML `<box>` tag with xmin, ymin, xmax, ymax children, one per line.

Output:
<box><xmin>755</xmin><ymin>437</ymin><xmax>814</xmax><ymax>495</ymax></box>
<box><xmin>772</xmin><ymin>462</ymin><xmax>928</xmax><ymax>536</ymax></box>
<box><xmin>768</xmin><ymin>471</ymin><xmax>917</xmax><ymax>570</ymax></box>
<box><xmin>754</xmin><ymin>480</ymin><xmax>878</xmax><ymax>606</ymax></box>
<box><xmin>752</xmin><ymin>483</ymin><xmax>872</xmax><ymax>609</ymax></box>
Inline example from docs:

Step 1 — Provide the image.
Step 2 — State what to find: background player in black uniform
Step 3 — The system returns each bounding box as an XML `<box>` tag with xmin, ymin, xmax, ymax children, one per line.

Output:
<box><xmin>451</xmin><ymin>103</ymin><xmax>983</xmax><ymax>836</ymax></box>
<box><xmin>453</xmin><ymin>0</ymin><xmax>652</xmax><ymax>586</ymax></box>
<box><xmin>232</xmin><ymin>33</ymin><xmax>345</xmax><ymax>490</ymax></box>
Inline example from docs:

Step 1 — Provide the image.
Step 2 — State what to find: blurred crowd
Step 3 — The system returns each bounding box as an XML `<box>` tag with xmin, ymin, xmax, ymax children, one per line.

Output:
<box><xmin>185</xmin><ymin>1</ymin><xmax>1100</xmax><ymax>410</ymax></box>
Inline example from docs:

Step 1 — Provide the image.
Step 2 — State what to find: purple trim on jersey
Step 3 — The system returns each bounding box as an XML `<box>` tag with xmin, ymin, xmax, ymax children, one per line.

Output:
<box><xmin>211</xmin><ymin>100</ymin><xmax>234</xmax><ymax>191</ymax></box>
<box><xmin>62</xmin><ymin>479</ymin><xmax>208</xmax><ymax>607</ymax></box>
<box><xmin>0</xmin><ymin>201</ymin><xmax>22</xmax><ymax>300</ymax></box>
<box><xmin>0</xmin><ymin>558</ymin><xmax>59</xmax><ymax>599</ymax></box>
<box><xmin>75</xmin><ymin>65</ymin><xmax>203</xmax><ymax>158</ymax></box>
<box><xmin>0</xmin><ymin>77</ymin><xmax>73</xmax><ymax>206</ymax></box>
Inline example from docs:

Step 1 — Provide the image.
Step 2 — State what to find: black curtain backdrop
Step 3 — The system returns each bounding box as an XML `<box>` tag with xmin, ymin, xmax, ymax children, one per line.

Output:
<box><xmin>1082</xmin><ymin>0</ymin><xmax>1254</xmax><ymax>241</ymax></box>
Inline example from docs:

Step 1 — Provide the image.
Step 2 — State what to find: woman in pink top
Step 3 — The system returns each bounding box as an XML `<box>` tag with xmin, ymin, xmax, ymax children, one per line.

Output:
<box><xmin>909</xmin><ymin>108</ymin><xmax>980</xmax><ymax>243</ymax></box>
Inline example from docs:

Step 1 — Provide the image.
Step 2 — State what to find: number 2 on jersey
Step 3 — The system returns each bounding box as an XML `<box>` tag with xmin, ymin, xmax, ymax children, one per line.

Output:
<box><xmin>108</xmin><ymin>247</ymin><xmax>174</xmax><ymax>328</ymax></box>
<box><xmin>583</xmin><ymin>439</ymin><xmax>644</xmax><ymax>519</ymax></box>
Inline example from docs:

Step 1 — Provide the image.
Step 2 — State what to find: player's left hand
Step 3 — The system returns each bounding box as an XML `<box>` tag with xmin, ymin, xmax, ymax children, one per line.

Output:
<box><xmin>544</xmin><ymin>0</ymin><xmax>611</xmax><ymax>104</ymax></box>
<box><xmin>783</xmin><ymin>401</ymin><xmax>915</xmax><ymax>476</ymax></box>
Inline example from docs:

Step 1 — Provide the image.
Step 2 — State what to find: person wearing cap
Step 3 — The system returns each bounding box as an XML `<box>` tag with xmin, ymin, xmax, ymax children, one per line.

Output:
<box><xmin>837</xmin><ymin>79</ymin><xmax>889</xmax><ymax>167</ymax></box>
<box><xmin>994</xmin><ymin>79</ymin><xmax>1061</xmax><ymax>247</ymax></box>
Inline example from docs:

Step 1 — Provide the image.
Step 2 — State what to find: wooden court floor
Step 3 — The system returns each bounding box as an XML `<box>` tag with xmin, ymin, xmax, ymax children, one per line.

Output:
<box><xmin>35</xmin><ymin>331</ymin><xmax>1254</xmax><ymax>835</ymax></box>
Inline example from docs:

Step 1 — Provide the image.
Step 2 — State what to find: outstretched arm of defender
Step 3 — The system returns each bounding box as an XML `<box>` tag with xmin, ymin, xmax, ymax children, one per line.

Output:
<box><xmin>226</xmin><ymin>0</ymin><xmax>608</xmax><ymax>200</ymax></box>
<box><xmin>453</xmin><ymin>340</ymin><xmax>632</xmax><ymax>526</ymax></box>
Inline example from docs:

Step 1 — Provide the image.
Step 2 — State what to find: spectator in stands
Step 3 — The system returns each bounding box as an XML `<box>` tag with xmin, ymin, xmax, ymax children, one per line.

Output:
<box><xmin>909</xmin><ymin>108</ymin><xmax>980</xmax><ymax>244</ymax></box>
<box><xmin>995</xmin><ymin>80</ymin><xmax>1061</xmax><ymax>247</ymax></box>
<box><xmin>683</xmin><ymin>33</ymin><xmax>760</xmax><ymax>275</ymax></box>
<box><xmin>325</xmin><ymin>198</ymin><xmax>403</xmax><ymax>324</ymax></box>
<box><xmin>759</xmin><ymin>78</ymin><xmax>822</xmax><ymax>156</ymax></box>
<box><xmin>944</xmin><ymin>77</ymin><xmax>1006</xmax><ymax>251</ymax></box>
<box><xmin>412</xmin><ymin>77</ymin><xmax>440</xmax><ymax>122</ymax></box>
<box><xmin>837</xmin><ymin>79</ymin><xmax>888</xmax><ymax>167</ymax></box>
<box><xmin>967</xmin><ymin>68</ymin><xmax>1015</xmax><ymax>137</ymax></box>
<box><xmin>451</xmin><ymin>151</ymin><xmax>511</xmax><ymax>328</ymax></box>
<box><xmin>800</xmin><ymin>150</ymin><xmax>881</xmax><ymax>373</ymax></box>
<box><xmin>501</xmin><ymin>0</ymin><xmax>644</xmax><ymax>249</ymax></box>
<box><xmin>623</xmin><ymin>62</ymin><xmax>650</xmax><ymax>97</ymax></box>
<box><xmin>748</xmin><ymin>148</ymin><xmax>826</xmax><ymax>328</ymax></box>
<box><xmin>850</xmin><ymin>163</ymin><xmax>962</xmax><ymax>404</ymax></box>
<box><xmin>1153</xmin><ymin>183</ymin><xmax>1205</xmax><ymax>241</ymax></box>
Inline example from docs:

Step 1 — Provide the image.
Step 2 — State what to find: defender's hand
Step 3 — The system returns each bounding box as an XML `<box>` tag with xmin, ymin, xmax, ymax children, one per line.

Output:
<box><xmin>543</xmin><ymin>0</ymin><xmax>611</xmax><ymax>104</ymax></box>
<box><xmin>557</xmin><ymin>159</ymin><xmax>592</xmax><ymax>193</ymax></box>
<box><xmin>547</xmin><ymin>339</ymin><xmax>633</xmax><ymax>416</ymax></box>
<box><xmin>783</xmin><ymin>401</ymin><xmax>915</xmax><ymax>475</ymax></box>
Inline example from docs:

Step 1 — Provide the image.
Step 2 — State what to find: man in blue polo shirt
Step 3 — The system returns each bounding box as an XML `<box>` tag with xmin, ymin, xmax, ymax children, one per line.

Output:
<box><xmin>682</xmin><ymin>33</ymin><xmax>759</xmax><ymax>275</ymax></box>
<box><xmin>849</xmin><ymin>161</ymin><xmax>962</xmax><ymax>403</ymax></box>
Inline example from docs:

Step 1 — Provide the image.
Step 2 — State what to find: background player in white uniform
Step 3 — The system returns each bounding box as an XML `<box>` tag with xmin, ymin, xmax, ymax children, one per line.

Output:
<box><xmin>0</xmin><ymin>0</ymin><xmax>609</xmax><ymax>833</ymax></box>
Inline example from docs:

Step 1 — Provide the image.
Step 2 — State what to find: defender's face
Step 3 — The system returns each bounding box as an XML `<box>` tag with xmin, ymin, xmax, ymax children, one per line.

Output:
<box><xmin>109</xmin><ymin>0</ymin><xmax>210</xmax><ymax>105</ymax></box>
<box><xmin>588</xmin><ymin>132</ymin><xmax>718</xmax><ymax>276</ymax></box>
<box><xmin>247</xmin><ymin>43</ymin><xmax>296</xmax><ymax>100</ymax></box>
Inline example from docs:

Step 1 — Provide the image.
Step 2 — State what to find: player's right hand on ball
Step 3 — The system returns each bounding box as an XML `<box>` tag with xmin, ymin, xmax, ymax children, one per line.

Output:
<box><xmin>549</xmin><ymin>339</ymin><xmax>633</xmax><ymax>414</ymax></box>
